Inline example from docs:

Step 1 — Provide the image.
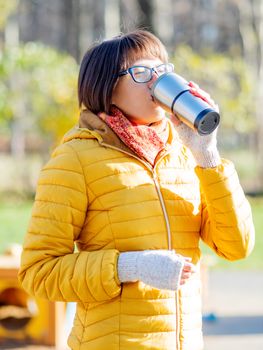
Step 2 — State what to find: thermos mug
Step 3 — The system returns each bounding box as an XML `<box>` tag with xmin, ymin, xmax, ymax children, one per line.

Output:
<box><xmin>151</xmin><ymin>72</ymin><xmax>220</xmax><ymax>135</ymax></box>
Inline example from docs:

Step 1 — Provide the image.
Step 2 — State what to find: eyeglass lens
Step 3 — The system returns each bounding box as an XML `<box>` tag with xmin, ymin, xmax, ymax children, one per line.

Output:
<box><xmin>131</xmin><ymin>64</ymin><xmax>173</xmax><ymax>82</ymax></box>
<box><xmin>131</xmin><ymin>67</ymin><xmax>149</xmax><ymax>82</ymax></box>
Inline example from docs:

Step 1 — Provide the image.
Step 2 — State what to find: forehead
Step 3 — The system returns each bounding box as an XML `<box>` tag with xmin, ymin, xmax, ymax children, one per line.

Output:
<box><xmin>131</xmin><ymin>58</ymin><xmax>163</xmax><ymax>67</ymax></box>
<box><xmin>120</xmin><ymin>43</ymin><xmax>168</xmax><ymax>71</ymax></box>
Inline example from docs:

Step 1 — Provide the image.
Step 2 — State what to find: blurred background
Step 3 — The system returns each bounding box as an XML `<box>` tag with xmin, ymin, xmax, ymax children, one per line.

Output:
<box><xmin>0</xmin><ymin>0</ymin><xmax>262</xmax><ymax>349</ymax></box>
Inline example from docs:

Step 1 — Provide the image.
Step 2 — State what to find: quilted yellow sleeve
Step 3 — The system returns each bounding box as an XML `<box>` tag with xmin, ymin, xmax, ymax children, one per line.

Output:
<box><xmin>18</xmin><ymin>142</ymin><xmax>121</xmax><ymax>302</ymax></box>
<box><xmin>196</xmin><ymin>159</ymin><xmax>255</xmax><ymax>261</ymax></box>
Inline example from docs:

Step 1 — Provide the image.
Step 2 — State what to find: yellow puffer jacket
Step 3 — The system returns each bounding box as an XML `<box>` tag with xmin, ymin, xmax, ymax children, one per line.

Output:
<box><xmin>18</xmin><ymin>111</ymin><xmax>254</xmax><ymax>350</ymax></box>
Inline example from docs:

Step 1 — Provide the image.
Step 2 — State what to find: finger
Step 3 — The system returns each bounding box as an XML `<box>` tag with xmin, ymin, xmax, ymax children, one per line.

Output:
<box><xmin>182</xmin><ymin>268</ymin><xmax>195</xmax><ymax>276</ymax></box>
<box><xmin>181</xmin><ymin>272</ymin><xmax>192</xmax><ymax>280</ymax></box>
<box><xmin>183</xmin><ymin>262</ymin><xmax>197</xmax><ymax>273</ymax></box>
<box><xmin>189</xmin><ymin>88</ymin><xmax>213</xmax><ymax>107</ymax></box>
<box><xmin>180</xmin><ymin>276</ymin><xmax>189</xmax><ymax>285</ymax></box>
<box><xmin>169</xmin><ymin>113</ymin><xmax>181</xmax><ymax>126</ymax></box>
<box><xmin>180</xmin><ymin>275</ymin><xmax>191</xmax><ymax>286</ymax></box>
<box><xmin>182</xmin><ymin>264</ymin><xmax>194</xmax><ymax>273</ymax></box>
<box><xmin>188</xmin><ymin>81</ymin><xmax>199</xmax><ymax>89</ymax></box>
<box><xmin>183</xmin><ymin>261</ymin><xmax>193</xmax><ymax>268</ymax></box>
<box><xmin>181</xmin><ymin>271</ymin><xmax>192</xmax><ymax>279</ymax></box>
<box><xmin>189</xmin><ymin>87</ymin><xmax>210</xmax><ymax>99</ymax></box>
<box><xmin>189</xmin><ymin>87</ymin><xmax>217</xmax><ymax>109</ymax></box>
<box><xmin>189</xmin><ymin>84</ymin><xmax>210</xmax><ymax>99</ymax></box>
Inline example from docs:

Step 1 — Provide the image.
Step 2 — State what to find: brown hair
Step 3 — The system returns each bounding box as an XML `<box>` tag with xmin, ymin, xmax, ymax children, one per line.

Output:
<box><xmin>78</xmin><ymin>29</ymin><xmax>168</xmax><ymax>114</ymax></box>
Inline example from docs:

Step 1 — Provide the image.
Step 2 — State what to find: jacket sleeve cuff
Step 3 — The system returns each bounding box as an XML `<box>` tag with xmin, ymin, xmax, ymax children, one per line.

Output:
<box><xmin>192</xmin><ymin>147</ymin><xmax>221</xmax><ymax>168</ymax></box>
<box><xmin>101</xmin><ymin>250</ymin><xmax>122</xmax><ymax>298</ymax></box>
<box><xmin>117</xmin><ymin>252</ymin><xmax>139</xmax><ymax>283</ymax></box>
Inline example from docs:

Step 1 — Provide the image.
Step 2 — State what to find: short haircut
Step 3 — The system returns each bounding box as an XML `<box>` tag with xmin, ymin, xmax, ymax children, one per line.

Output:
<box><xmin>78</xmin><ymin>29</ymin><xmax>168</xmax><ymax>114</ymax></box>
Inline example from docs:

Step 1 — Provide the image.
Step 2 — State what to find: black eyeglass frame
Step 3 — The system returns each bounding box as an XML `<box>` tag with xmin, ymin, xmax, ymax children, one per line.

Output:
<box><xmin>118</xmin><ymin>63</ymin><xmax>174</xmax><ymax>83</ymax></box>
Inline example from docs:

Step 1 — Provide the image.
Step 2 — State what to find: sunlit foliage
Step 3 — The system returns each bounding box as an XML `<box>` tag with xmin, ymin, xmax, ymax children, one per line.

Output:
<box><xmin>171</xmin><ymin>45</ymin><xmax>256</xmax><ymax>133</ymax></box>
<box><xmin>0</xmin><ymin>42</ymin><xmax>79</xmax><ymax>143</ymax></box>
<box><xmin>0</xmin><ymin>0</ymin><xmax>18</xmax><ymax>29</ymax></box>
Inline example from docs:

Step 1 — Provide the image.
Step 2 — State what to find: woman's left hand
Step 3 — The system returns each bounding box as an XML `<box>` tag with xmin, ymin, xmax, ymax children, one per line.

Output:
<box><xmin>170</xmin><ymin>81</ymin><xmax>221</xmax><ymax>168</ymax></box>
<box><xmin>179</xmin><ymin>256</ymin><xmax>197</xmax><ymax>286</ymax></box>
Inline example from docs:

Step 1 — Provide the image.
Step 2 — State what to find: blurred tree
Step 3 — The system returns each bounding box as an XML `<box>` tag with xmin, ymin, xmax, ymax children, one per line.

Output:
<box><xmin>92</xmin><ymin>0</ymin><xmax>106</xmax><ymax>40</ymax></box>
<box><xmin>0</xmin><ymin>0</ymin><xmax>261</xmax><ymax>190</ymax></box>
<box><xmin>119</xmin><ymin>0</ymin><xmax>140</xmax><ymax>32</ymax></box>
<box><xmin>0</xmin><ymin>42</ymin><xmax>79</xmax><ymax>156</ymax></box>
<box><xmin>235</xmin><ymin>0</ymin><xmax>263</xmax><ymax>188</ymax></box>
<box><xmin>153</xmin><ymin>0</ymin><xmax>244</xmax><ymax>55</ymax></box>
<box><xmin>16</xmin><ymin>0</ymin><xmax>157</xmax><ymax>60</ymax></box>
<box><xmin>19</xmin><ymin>0</ymin><xmax>83</xmax><ymax>61</ymax></box>
<box><xmin>105</xmin><ymin>0</ymin><xmax>120</xmax><ymax>38</ymax></box>
<box><xmin>1</xmin><ymin>0</ymin><xmax>253</xmax><ymax>62</ymax></box>
<box><xmin>0</xmin><ymin>0</ymin><xmax>18</xmax><ymax>29</ymax></box>
<box><xmin>59</xmin><ymin>0</ymin><xmax>81</xmax><ymax>61</ymax></box>
<box><xmin>256</xmin><ymin>1</ymin><xmax>263</xmax><ymax>188</ymax></box>
<box><xmin>137</xmin><ymin>0</ymin><xmax>154</xmax><ymax>32</ymax></box>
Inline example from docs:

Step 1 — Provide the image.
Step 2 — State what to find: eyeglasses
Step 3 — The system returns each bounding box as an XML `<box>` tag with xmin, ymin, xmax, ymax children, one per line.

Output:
<box><xmin>118</xmin><ymin>63</ymin><xmax>174</xmax><ymax>83</ymax></box>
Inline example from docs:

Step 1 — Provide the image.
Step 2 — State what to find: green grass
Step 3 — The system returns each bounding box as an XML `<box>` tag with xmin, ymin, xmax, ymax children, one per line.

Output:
<box><xmin>0</xmin><ymin>196</ymin><xmax>262</xmax><ymax>270</ymax></box>
<box><xmin>0</xmin><ymin>200</ymin><xmax>33</xmax><ymax>253</ymax></box>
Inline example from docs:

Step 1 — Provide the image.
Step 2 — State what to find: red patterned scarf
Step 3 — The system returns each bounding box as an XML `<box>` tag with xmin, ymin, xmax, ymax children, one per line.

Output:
<box><xmin>99</xmin><ymin>106</ymin><xmax>169</xmax><ymax>165</ymax></box>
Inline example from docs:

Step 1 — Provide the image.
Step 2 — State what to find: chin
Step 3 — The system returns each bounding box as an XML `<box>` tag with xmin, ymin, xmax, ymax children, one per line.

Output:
<box><xmin>154</xmin><ymin>108</ymin><xmax>166</xmax><ymax>120</ymax></box>
<box><xmin>145</xmin><ymin>108</ymin><xmax>164</xmax><ymax>122</ymax></box>
<box><xmin>129</xmin><ymin>108</ymin><xmax>166</xmax><ymax>125</ymax></box>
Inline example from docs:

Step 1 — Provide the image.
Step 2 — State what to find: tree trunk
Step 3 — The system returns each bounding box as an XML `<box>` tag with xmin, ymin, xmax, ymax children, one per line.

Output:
<box><xmin>119</xmin><ymin>0</ymin><xmax>140</xmax><ymax>32</ymax></box>
<box><xmin>105</xmin><ymin>0</ymin><xmax>120</xmax><ymax>38</ymax></box>
<box><xmin>137</xmin><ymin>0</ymin><xmax>154</xmax><ymax>32</ymax></box>
<box><xmin>92</xmin><ymin>0</ymin><xmax>106</xmax><ymax>40</ymax></box>
<box><xmin>255</xmin><ymin>0</ymin><xmax>263</xmax><ymax>189</ymax></box>
<box><xmin>237</xmin><ymin>0</ymin><xmax>263</xmax><ymax>190</ymax></box>
<box><xmin>236</xmin><ymin>0</ymin><xmax>258</xmax><ymax>70</ymax></box>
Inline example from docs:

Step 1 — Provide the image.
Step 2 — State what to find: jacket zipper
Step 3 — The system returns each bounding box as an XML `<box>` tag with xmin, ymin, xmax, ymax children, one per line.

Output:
<box><xmin>175</xmin><ymin>292</ymin><xmax>180</xmax><ymax>350</ymax></box>
<box><xmin>152</xmin><ymin>159</ymin><xmax>172</xmax><ymax>250</ymax></box>
<box><xmin>153</xmin><ymin>153</ymin><xmax>180</xmax><ymax>350</ymax></box>
<box><xmin>100</xmin><ymin>141</ymin><xmax>172</xmax><ymax>249</ymax></box>
<box><xmin>100</xmin><ymin>141</ymin><xmax>180</xmax><ymax>349</ymax></box>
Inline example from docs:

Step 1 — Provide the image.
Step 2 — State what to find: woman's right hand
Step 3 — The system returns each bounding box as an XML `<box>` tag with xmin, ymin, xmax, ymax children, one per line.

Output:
<box><xmin>117</xmin><ymin>250</ymin><xmax>196</xmax><ymax>291</ymax></box>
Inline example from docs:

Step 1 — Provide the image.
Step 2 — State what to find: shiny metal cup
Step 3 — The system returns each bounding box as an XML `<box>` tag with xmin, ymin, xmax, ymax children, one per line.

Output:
<box><xmin>151</xmin><ymin>72</ymin><xmax>220</xmax><ymax>135</ymax></box>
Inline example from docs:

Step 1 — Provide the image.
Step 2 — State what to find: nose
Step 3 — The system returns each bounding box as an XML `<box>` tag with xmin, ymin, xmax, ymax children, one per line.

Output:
<box><xmin>147</xmin><ymin>69</ymin><xmax>159</xmax><ymax>89</ymax></box>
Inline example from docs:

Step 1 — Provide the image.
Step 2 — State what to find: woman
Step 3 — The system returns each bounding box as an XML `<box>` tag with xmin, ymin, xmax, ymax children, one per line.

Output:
<box><xmin>19</xmin><ymin>30</ymin><xmax>254</xmax><ymax>350</ymax></box>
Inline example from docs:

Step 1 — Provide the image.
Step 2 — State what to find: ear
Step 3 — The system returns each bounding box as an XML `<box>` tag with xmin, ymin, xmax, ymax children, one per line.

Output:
<box><xmin>98</xmin><ymin>112</ymin><xmax>107</xmax><ymax>121</ymax></box>
<box><xmin>111</xmin><ymin>79</ymin><xmax>120</xmax><ymax>106</ymax></box>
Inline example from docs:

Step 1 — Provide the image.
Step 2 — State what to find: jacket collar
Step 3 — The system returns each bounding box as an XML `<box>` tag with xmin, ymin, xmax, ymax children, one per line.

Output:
<box><xmin>62</xmin><ymin>109</ymin><xmax>181</xmax><ymax>161</ymax></box>
<box><xmin>79</xmin><ymin>108</ymin><xmax>179</xmax><ymax>146</ymax></box>
<box><xmin>78</xmin><ymin>109</ymin><xmax>137</xmax><ymax>156</ymax></box>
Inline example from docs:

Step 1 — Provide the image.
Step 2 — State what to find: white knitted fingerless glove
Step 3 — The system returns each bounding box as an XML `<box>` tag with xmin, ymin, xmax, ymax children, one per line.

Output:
<box><xmin>176</xmin><ymin>122</ymin><xmax>221</xmax><ymax>168</ymax></box>
<box><xmin>117</xmin><ymin>250</ymin><xmax>184</xmax><ymax>291</ymax></box>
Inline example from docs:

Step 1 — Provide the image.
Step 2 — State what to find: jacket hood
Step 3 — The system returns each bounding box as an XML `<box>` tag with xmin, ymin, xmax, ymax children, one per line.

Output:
<box><xmin>62</xmin><ymin>110</ymin><xmax>106</xmax><ymax>143</ymax></box>
<box><xmin>62</xmin><ymin>109</ymin><xmax>136</xmax><ymax>154</ymax></box>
